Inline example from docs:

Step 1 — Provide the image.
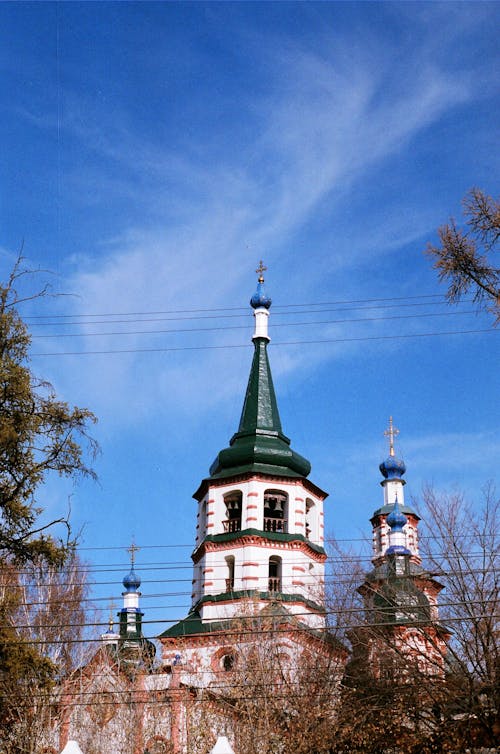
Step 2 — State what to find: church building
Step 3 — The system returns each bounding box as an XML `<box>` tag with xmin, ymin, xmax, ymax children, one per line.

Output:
<box><xmin>49</xmin><ymin>268</ymin><xmax>449</xmax><ymax>754</ymax></box>
<box><xmin>159</xmin><ymin>262</ymin><xmax>338</xmax><ymax>676</ymax></box>
<box><xmin>351</xmin><ymin>418</ymin><xmax>451</xmax><ymax>681</ymax></box>
<box><xmin>51</xmin><ymin>266</ymin><xmax>346</xmax><ymax>754</ymax></box>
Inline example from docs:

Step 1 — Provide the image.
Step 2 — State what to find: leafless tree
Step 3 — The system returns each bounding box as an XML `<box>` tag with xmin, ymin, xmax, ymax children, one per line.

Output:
<box><xmin>426</xmin><ymin>188</ymin><xmax>500</xmax><ymax>323</ymax></box>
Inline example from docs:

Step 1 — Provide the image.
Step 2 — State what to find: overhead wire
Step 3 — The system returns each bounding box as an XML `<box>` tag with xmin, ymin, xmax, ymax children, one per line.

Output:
<box><xmin>4</xmin><ymin>547</ymin><xmax>498</xmax><ymax>579</ymax></box>
<box><xmin>2</xmin><ymin>597</ymin><xmax>495</xmax><ymax>663</ymax></box>
<box><xmin>3</xmin><ymin>560</ymin><xmax>498</xmax><ymax>613</ymax></box>
<box><xmin>31</xmin><ymin>327</ymin><xmax>499</xmax><ymax>357</ymax></box>
<box><xmin>2</xmin><ymin>596</ymin><xmax>498</xmax><ymax>640</ymax></box>
<box><xmin>71</xmin><ymin>531</ymin><xmax>500</xmax><ymax>552</ymax></box>
<box><xmin>21</xmin><ymin>293</ymin><xmax>456</xmax><ymax>321</ymax></box>
<box><xmin>6</xmin><ymin>295</ymin><xmax>498</xmax><ymax>684</ymax></box>
<box><xmin>29</xmin><ymin>309</ymin><xmax>479</xmax><ymax>340</ymax></box>
<box><xmin>20</xmin><ymin>291</ymin><xmax>495</xmax><ymax>355</ymax></box>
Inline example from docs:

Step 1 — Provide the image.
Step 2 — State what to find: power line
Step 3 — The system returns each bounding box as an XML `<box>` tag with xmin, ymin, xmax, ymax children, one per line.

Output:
<box><xmin>29</xmin><ymin>309</ymin><xmax>477</xmax><ymax>340</ymax></box>
<box><xmin>32</xmin><ymin>328</ymin><xmax>499</xmax><ymax>357</ymax></box>
<box><xmin>25</xmin><ymin>300</ymin><xmax>467</xmax><ymax>329</ymax></box>
<box><xmin>1</xmin><ymin>603</ymin><xmax>495</xmax><ymax>671</ymax></box>
<box><xmin>5</xmin><ymin>597</ymin><xmax>498</xmax><ymax>633</ymax></box>
<box><xmin>22</xmin><ymin>293</ymin><xmax>453</xmax><ymax>321</ymax></box>
<box><xmin>5</xmin><ymin>548</ymin><xmax>498</xmax><ymax>578</ymax></box>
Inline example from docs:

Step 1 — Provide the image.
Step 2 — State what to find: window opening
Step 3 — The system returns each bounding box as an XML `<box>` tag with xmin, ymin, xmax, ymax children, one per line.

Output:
<box><xmin>225</xmin><ymin>555</ymin><xmax>235</xmax><ymax>592</ymax></box>
<box><xmin>264</xmin><ymin>490</ymin><xmax>287</xmax><ymax>533</ymax></box>
<box><xmin>222</xmin><ymin>653</ymin><xmax>236</xmax><ymax>671</ymax></box>
<box><xmin>305</xmin><ymin>498</ymin><xmax>314</xmax><ymax>539</ymax></box>
<box><xmin>223</xmin><ymin>491</ymin><xmax>242</xmax><ymax>533</ymax></box>
<box><xmin>268</xmin><ymin>556</ymin><xmax>282</xmax><ymax>592</ymax></box>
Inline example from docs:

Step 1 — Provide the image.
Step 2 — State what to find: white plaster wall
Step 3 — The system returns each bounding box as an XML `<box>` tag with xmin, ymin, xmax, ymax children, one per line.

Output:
<box><xmin>196</xmin><ymin>540</ymin><xmax>325</xmax><ymax>606</ymax></box>
<box><xmin>382</xmin><ymin>478</ymin><xmax>406</xmax><ymax>506</ymax></box>
<box><xmin>372</xmin><ymin>518</ymin><xmax>420</xmax><ymax>560</ymax></box>
<box><xmin>192</xmin><ymin>476</ymin><xmax>327</xmax><ymax>621</ymax></box>
<box><xmin>199</xmin><ymin>478</ymin><xmax>325</xmax><ymax>540</ymax></box>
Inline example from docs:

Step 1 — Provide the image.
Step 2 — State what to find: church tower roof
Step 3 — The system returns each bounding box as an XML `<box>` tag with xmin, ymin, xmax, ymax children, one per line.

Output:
<box><xmin>208</xmin><ymin>263</ymin><xmax>311</xmax><ymax>481</ymax></box>
<box><xmin>117</xmin><ymin>543</ymin><xmax>156</xmax><ymax>668</ymax></box>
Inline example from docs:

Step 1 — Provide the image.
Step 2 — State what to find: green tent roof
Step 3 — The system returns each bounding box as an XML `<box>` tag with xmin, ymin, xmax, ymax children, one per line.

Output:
<box><xmin>209</xmin><ymin>337</ymin><xmax>311</xmax><ymax>480</ymax></box>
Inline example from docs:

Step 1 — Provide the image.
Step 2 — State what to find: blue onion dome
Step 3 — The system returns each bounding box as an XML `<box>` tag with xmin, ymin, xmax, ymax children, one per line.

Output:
<box><xmin>379</xmin><ymin>454</ymin><xmax>406</xmax><ymax>480</ymax></box>
<box><xmin>123</xmin><ymin>568</ymin><xmax>141</xmax><ymax>591</ymax></box>
<box><xmin>250</xmin><ymin>279</ymin><xmax>272</xmax><ymax>310</ymax></box>
<box><xmin>386</xmin><ymin>498</ymin><xmax>408</xmax><ymax>532</ymax></box>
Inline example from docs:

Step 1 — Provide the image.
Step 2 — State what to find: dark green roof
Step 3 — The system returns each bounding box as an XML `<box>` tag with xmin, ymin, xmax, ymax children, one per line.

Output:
<box><xmin>209</xmin><ymin>337</ymin><xmax>311</xmax><ymax>480</ymax></box>
<box><xmin>372</xmin><ymin>577</ymin><xmax>431</xmax><ymax>625</ymax></box>
<box><xmin>371</xmin><ymin>503</ymin><xmax>419</xmax><ymax>519</ymax></box>
<box><xmin>195</xmin><ymin>529</ymin><xmax>326</xmax><ymax>557</ymax></box>
<box><xmin>159</xmin><ymin>599</ymin><xmax>335</xmax><ymax>643</ymax></box>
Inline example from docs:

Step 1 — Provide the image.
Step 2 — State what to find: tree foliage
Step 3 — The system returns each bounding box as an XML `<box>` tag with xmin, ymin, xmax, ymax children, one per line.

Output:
<box><xmin>215</xmin><ymin>614</ymin><xmax>345</xmax><ymax>754</ymax></box>
<box><xmin>426</xmin><ymin>187</ymin><xmax>500</xmax><ymax>323</ymax></box>
<box><xmin>0</xmin><ymin>257</ymin><xmax>98</xmax><ymax>565</ymax></box>
<box><xmin>419</xmin><ymin>484</ymin><xmax>499</xmax><ymax>748</ymax></box>
<box><xmin>0</xmin><ymin>553</ymin><xmax>91</xmax><ymax>754</ymax></box>
<box><xmin>331</xmin><ymin>486</ymin><xmax>500</xmax><ymax>753</ymax></box>
<box><xmin>0</xmin><ymin>257</ymin><xmax>98</xmax><ymax>752</ymax></box>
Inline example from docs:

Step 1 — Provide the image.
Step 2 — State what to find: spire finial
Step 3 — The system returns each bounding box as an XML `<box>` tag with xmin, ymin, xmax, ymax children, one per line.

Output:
<box><xmin>127</xmin><ymin>540</ymin><xmax>140</xmax><ymax>567</ymax></box>
<box><xmin>384</xmin><ymin>416</ymin><xmax>399</xmax><ymax>457</ymax></box>
<box><xmin>256</xmin><ymin>260</ymin><xmax>267</xmax><ymax>283</ymax></box>
<box><xmin>108</xmin><ymin>599</ymin><xmax>116</xmax><ymax>631</ymax></box>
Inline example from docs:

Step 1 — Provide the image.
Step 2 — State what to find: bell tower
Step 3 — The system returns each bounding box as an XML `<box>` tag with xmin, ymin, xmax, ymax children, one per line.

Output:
<box><xmin>189</xmin><ymin>263</ymin><xmax>328</xmax><ymax>629</ymax></box>
<box><xmin>160</xmin><ymin>266</ymin><xmax>333</xmax><ymax>678</ymax></box>
<box><xmin>353</xmin><ymin>421</ymin><xmax>450</xmax><ymax>679</ymax></box>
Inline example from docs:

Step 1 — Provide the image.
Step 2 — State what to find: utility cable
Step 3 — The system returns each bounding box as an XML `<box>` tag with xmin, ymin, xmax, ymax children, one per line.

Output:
<box><xmin>32</xmin><ymin>327</ymin><xmax>499</xmax><ymax>357</ymax></box>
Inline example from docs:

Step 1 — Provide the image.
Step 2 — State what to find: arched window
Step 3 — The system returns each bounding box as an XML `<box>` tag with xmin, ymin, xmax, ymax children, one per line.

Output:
<box><xmin>222</xmin><ymin>652</ymin><xmax>236</xmax><ymax>671</ymax></box>
<box><xmin>200</xmin><ymin>500</ymin><xmax>207</xmax><ymax>533</ymax></box>
<box><xmin>211</xmin><ymin>646</ymin><xmax>238</xmax><ymax>673</ymax></box>
<box><xmin>264</xmin><ymin>490</ymin><xmax>287</xmax><ymax>533</ymax></box>
<box><xmin>225</xmin><ymin>555</ymin><xmax>235</xmax><ymax>592</ymax></box>
<box><xmin>268</xmin><ymin>556</ymin><xmax>282</xmax><ymax>592</ymax></box>
<box><xmin>223</xmin><ymin>491</ymin><xmax>242</xmax><ymax>533</ymax></box>
<box><xmin>305</xmin><ymin>498</ymin><xmax>315</xmax><ymax>539</ymax></box>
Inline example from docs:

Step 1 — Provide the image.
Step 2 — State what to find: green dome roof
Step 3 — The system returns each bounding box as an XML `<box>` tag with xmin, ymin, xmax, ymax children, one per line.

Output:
<box><xmin>209</xmin><ymin>337</ymin><xmax>311</xmax><ymax>480</ymax></box>
<box><xmin>371</xmin><ymin>556</ymin><xmax>431</xmax><ymax>625</ymax></box>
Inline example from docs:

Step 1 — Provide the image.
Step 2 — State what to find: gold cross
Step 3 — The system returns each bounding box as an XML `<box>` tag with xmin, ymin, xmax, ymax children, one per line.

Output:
<box><xmin>108</xmin><ymin>600</ymin><xmax>116</xmax><ymax>631</ymax></box>
<box><xmin>256</xmin><ymin>260</ymin><xmax>267</xmax><ymax>282</ymax></box>
<box><xmin>384</xmin><ymin>416</ymin><xmax>399</xmax><ymax>457</ymax></box>
<box><xmin>127</xmin><ymin>541</ymin><xmax>140</xmax><ymax>567</ymax></box>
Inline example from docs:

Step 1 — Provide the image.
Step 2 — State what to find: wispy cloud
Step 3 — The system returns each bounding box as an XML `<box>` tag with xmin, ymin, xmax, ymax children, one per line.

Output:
<box><xmin>22</xmin><ymin>11</ymin><xmax>492</xmax><ymax>432</ymax></box>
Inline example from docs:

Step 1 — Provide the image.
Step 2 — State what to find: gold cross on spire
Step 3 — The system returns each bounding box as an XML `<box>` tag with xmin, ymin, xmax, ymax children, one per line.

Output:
<box><xmin>256</xmin><ymin>260</ymin><xmax>267</xmax><ymax>282</ymax></box>
<box><xmin>384</xmin><ymin>416</ymin><xmax>399</xmax><ymax>457</ymax></box>
<box><xmin>127</xmin><ymin>540</ymin><xmax>140</xmax><ymax>567</ymax></box>
<box><xmin>107</xmin><ymin>599</ymin><xmax>116</xmax><ymax>631</ymax></box>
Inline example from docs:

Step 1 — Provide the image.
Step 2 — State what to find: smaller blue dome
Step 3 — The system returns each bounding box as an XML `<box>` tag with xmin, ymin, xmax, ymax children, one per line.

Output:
<box><xmin>123</xmin><ymin>568</ymin><xmax>141</xmax><ymax>591</ymax></box>
<box><xmin>386</xmin><ymin>544</ymin><xmax>411</xmax><ymax>556</ymax></box>
<box><xmin>250</xmin><ymin>280</ymin><xmax>272</xmax><ymax>310</ymax></box>
<box><xmin>379</xmin><ymin>455</ymin><xmax>406</xmax><ymax>480</ymax></box>
<box><xmin>386</xmin><ymin>499</ymin><xmax>408</xmax><ymax>532</ymax></box>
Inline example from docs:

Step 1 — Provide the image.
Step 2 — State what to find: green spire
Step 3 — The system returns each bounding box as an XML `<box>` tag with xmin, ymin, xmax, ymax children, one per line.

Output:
<box><xmin>209</xmin><ymin>269</ymin><xmax>311</xmax><ymax>479</ymax></box>
<box><xmin>237</xmin><ymin>337</ymin><xmax>283</xmax><ymax>436</ymax></box>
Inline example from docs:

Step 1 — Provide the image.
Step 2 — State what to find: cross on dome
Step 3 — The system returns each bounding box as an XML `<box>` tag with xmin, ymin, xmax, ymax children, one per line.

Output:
<box><xmin>256</xmin><ymin>260</ymin><xmax>267</xmax><ymax>282</ymax></box>
<box><xmin>107</xmin><ymin>600</ymin><xmax>116</xmax><ymax>631</ymax></box>
<box><xmin>127</xmin><ymin>541</ymin><xmax>140</xmax><ymax>567</ymax></box>
<box><xmin>384</xmin><ymin>416</ymin><xmax>400</xmax><ymax>457</ymax></box>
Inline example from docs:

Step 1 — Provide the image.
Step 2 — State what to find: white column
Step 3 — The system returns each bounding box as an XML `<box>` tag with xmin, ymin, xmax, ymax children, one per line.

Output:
<box><xmin>253</xmin><ymin>307</ymin><xmax>270</xmax><ymax>340</ymax></box>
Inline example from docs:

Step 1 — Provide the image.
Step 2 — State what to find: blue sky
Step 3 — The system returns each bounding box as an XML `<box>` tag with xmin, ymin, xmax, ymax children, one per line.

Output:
<box><xmin>1</xmin><ymin>2</ymin><xmax>499</xmax><ymax>636</ymax></box>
